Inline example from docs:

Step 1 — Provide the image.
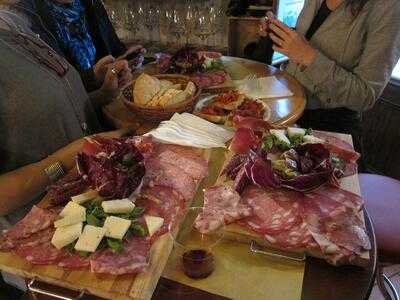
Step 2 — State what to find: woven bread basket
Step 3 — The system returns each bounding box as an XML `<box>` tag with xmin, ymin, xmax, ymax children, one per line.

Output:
<box><xmin>122</xmin><ymin>74</ymin><xmax>202</xmax><ymax>123</ymax></box>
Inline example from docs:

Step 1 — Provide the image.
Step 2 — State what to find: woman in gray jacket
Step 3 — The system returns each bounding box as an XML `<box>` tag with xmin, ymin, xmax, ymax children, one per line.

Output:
<box><xmin>263</xmin><ymin>0</ymin><xmax>400</xmax><ymax>155</ymax></box>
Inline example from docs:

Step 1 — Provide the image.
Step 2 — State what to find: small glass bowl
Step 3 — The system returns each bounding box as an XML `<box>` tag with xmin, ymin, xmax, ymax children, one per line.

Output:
<box><xmin>169</xmin><ymin>206</ymin><xmax>225</xmax><ymax>279</ymax></box>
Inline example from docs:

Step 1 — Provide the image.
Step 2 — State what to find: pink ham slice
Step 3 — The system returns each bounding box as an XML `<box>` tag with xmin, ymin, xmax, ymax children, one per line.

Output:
<box><xmin>3</xmin><ymin>206</ymin><xmax>57</xmax><ymax>241</ymax></box>
<box><xmin>136</xmin><ymin>186</ymin><xmax>186</xmax><ymax>238</ymax></box>
<box><xmin>15</xmin><ymin>240</ymin><xmax>67</xmax><ymax>265</ymax></box>
<box><xmin>195</xmin><ymin>186</ymin><xmax>251</xmax><ymax>233</ymax></box>
<box><xmin>0</xmin><ymin>228</ymin><xmax>54</xmax><ymax>252</ymax></box>
<box><xmin>90</xmin><ymin>237</ymin><xmax>150</xmax><ymax>275</ymax></box>
<box><xmin>144</xmin><ymin>158</ymin><xmax>197</xmax><ymax>201</ymax></box>
<box><xmin>152</xmin><ymin>144</ymin><xmax>208</xmax><ymax>181</ymax></box>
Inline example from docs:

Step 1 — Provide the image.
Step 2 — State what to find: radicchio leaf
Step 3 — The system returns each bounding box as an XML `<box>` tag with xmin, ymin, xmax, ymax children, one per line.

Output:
<box><xmin>233</xmin><ymin>165</ymin><xmax>250</xmax><ymax>194</ymax></box>
<box><xmin>248</xmin><ymin>151</ymin><xmax>279</xmax><ymax>189</ymax></box>
<box><xmin>222</xmin><ymin>153</ymin><xmax>247</xmax><ymax>179</ymax></box>
<box><xmin>48</xmin><ymin>171</ymin><xmax>89</xmax><ymax>206</ymax></box>
<box><xmin>280</xmin><ymin>170</ymin><xmax>333</xmax><ymax>193</ymax></box>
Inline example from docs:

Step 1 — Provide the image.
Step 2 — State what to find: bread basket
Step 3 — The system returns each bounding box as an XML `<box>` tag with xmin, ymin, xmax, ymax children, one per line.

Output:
<box><xmin>122</xmin><ymin>74</ymin><xmax>202</xmax><ymax>123</ymax></box>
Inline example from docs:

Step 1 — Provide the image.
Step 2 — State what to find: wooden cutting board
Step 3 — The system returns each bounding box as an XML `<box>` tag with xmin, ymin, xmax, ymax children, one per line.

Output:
<box><xmin>218</xmin><ymin>132</ymin><xmax>370</xmax><ymax>263</ymax></box>
<box><xmin>0</xmin><ymin>149</ymin><xmax>214</xmax><ymax>300</ymax></box>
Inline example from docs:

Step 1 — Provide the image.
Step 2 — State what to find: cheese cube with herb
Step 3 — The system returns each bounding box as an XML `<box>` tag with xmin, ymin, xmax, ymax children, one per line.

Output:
<box><xmin>103</xmin><ymin>216</ymin><xmax>131</xmax><ymax>240</ymax></box>
<box><xmin>303</xmin><ymin>135</ymin><xmax>325</xmax><ymax>144</ymax></box>
<box><xmin>74</xmin><ymin>225</ymin><xmax>106</xmax><ymax>253</ymax></box>
<box><xmin>71</xmin><ymin>189</ymin><xmax>98</xmax><ymax>204</ymax></box>
<box><xmin>101</xmin><ymin>199</ymin><xmax>135</xmax><ymax>214</ymax></box>
<box><xmin>51</xmin><ymin>222</ymin><xmax>82</xmax><ymax>250</ymax></box>
<box><xmin>59</xmin><ymin>201</ymin><xmax>86</xmax><ymax>218</ymax></box>
<box><xmin>54</xmin><ymin>212</ymin><xmax>86</xmax><ymax>228</ymax></box>
<box><xmin>144</xmin><ymin>215</ymin><xmax>164</xmax><ymax>237</ymax></box>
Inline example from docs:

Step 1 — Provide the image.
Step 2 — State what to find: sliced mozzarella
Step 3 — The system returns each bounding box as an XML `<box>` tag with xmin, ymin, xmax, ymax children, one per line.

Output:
<box><xmin>54</xmin><ymin>211</ymin><xmax>86</xmax><ymax>228</ymax></box>
<box><xmin>144</xmin><ymin>215</ymin><xmax>164</xmax><ymax>237</ymax></box>
<box><xmin>287</xmin><ymin>127</ymin><xmax>306</xmax><ymax>138</ymax></box>
<box><xmin>74</xmin><ymin>225</ymin><xmax>106</xmax><ymax>253</ymax></box>
<box><xmin>71</xmin><ymin>189</ymin><xmax>98</xmax><ymax>204</ymax></box>
<box><xmin>303</xmin><ymin>135</ymin><xmax>325</xmax><ymax>144</ymax></box>
<box><xmin>270</xmin><ymin>129</ymin><xmax>291</xmax><ymax>145</ymax></box>
<box><xmin>59</xmin><ymin>201</ymin><xmax>86</xmax><ymax>218</ymax></box>
<box><xmin>101</xmin><ymin>199</ymin><xmax>135</xmax><ymax>214</ymax></box>
<box><xmin>51</xmin><ymin>222</ymin><xmax>82</xmax><ymax>250</ymax></box>
<box><xmin>103</xmin><ymin>216</ymin><xmax>131</xmax><ymax>240</ymax></box>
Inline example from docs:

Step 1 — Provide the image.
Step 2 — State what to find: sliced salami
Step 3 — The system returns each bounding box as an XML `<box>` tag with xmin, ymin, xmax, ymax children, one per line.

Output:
<box><xmin>241</xmin><ymin>186</ymin><xmax>303</xmax><ymax>235</ymax></box>
<box><xmin>152</xmin><ymin>144</ymin><xmax>208</xmax><ymax>181</ymax></box>
<box><xmin>264</xmin><ymin>221</ymin><xmax>314</xmax><ymax>250</ymax></box>
<box><xmin>195</xmin><ymin>185</ymin><xmax>251</xmax><ymax>233</ymax></box>
<box><xmin>15</xmin><ymin>241</ymin><xmax>66</xmax><ymax>265</ymax></box>
<box><xmin>90</xmin><ymin>237</ymin><xmax>150</xmax><ymax>275</ymax></box>
<box><xmin>58</xmin><ymin>254</ymin><xmax>90</xmax><ymax>269</ymax></box>
<box><xmin>3</xmin><ymin>206</ymin><xmax>57</xmax><ymax>241</ymax></box>
<box><xmin>137</xmin><ymin>185</ymin><xmax>186</xmax><ymax>237</ymax></box>
<box><xmin>144</xmin><ymin>158</ymin><xmax>197</xmax><ymax>201</ymax></box>
<box><xmin>311</xmin><ymin>186</ymin><xmax>364</xmax><ymax>212</ymax></box>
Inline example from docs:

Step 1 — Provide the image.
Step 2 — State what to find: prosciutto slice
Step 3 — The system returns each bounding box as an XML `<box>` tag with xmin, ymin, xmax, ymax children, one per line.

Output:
<box><xmin>90</xmin><ymin>237</ymin><xmax>150</xmax><ymax>275</ymax></box>
<box><xmin>195</xmin><ymin>186</ymin><xmax>251</xmax><ymax>233</ymax></box>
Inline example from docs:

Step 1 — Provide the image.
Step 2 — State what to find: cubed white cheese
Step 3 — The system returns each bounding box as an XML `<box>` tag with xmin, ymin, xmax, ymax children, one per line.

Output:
<box><xmin>74</xmin><ymin>225</ymin><xmax>106</xmax><ymax>253</ymax></box>
<box><xmin>51</xmin><ymin>222</ymin><xmax>82</xmax><ymax>250</ymax></box>
<box><xmin>303</xmin><ymin>135</ymin><xmax>325</xmax><ymax>144</ymax></box>
<box><xmin>287</xmin><ymin>127</ymin><xmax>306</xmax><ymax>138</ymax></box>
<box><xmin>71</xmin><ymin>189</ymin><xmax>98</xmax><ymax>204</ymax></box>
<box><xmin>54</xmin><ymin>212</ymin><xmax>86</xmax><ymax>228</ymax></box>
<box><xmin>59</xmin><ymin>201</ymin><xmax>86</xmax><ymax>218</ymax></box>
<box><xmin>270</xmin><ymin>129</ymin><xmax>291</xmax><ymax>145</ymax></box>
<box><xmin>144</xmin><ymin>215</ymin><xmax>164</xmax><ymax>237</ymax></box>
<box><xmin>103</xmin><ymin>216</ymin><xmax>131</xmax><ymax>240</ymax></box>
<box><xmin>101</xmin><ymin>199</ymin><xmax>135</xmax><ymax>214</ymax></box>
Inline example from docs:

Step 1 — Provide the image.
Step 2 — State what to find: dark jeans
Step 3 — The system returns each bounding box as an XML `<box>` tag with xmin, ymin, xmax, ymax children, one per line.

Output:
<box><xmin>297</xmin><ymin>108</ymin><xmax>366</xmax><ymax>172</ymax></box>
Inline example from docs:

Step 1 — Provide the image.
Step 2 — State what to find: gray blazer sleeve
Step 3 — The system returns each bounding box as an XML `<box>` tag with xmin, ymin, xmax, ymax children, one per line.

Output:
<box><xmin>300</xmin><ymin>1</ymin><xmax>400</xmax><ymax>111</ymax></box>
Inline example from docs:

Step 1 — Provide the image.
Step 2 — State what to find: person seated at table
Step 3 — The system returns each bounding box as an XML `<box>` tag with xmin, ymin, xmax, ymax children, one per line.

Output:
<box><xmin>259</xmin><ymin>0</ymin><xmax>400</xmax><ymax>157</ymax></box>
<box><xmin>0</xmin><ymin>6</ymin><xmax>133</xmax><ymax>224</ymax></box>
<box><xmin>13</xmin><ymin>0</ymin><xmax>145</xmax><ymax>91</ymax></box>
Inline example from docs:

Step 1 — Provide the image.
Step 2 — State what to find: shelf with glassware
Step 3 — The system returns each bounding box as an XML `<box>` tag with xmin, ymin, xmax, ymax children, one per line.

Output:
<box><xmin>103</xmin><ymin>0</ymin><xmax>230</xmax><ymax>53</ymax></box>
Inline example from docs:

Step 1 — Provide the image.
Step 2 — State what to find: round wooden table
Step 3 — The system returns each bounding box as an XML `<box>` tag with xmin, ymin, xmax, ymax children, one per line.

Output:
<box><xmin>102</xmin><ymin>56</ymin><xmax>307</xmax><ymax>133</ymax></box>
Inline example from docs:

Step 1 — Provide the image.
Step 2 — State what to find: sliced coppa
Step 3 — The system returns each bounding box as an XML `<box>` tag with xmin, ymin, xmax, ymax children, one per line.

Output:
<box><xmin>15</xmin><ymin>241</ymin><xmax>67</xmax><ymax>265</ymax></box>
<box><xmin>152</xmin><ymin>144</ymin><xmax>208</xmax><ymax>181</ymax></box>
<box><xmin>195</xmin><ymin>185</ymin><xmax>251</xmax><ymax>234</ymax></box>
<box><xmin>90</xmin><ymin>237</ymin><xmax>150</xmax><ymax>275</ymax></box>
<box><xmin>144</xmin><ymin>158</ymin><xmax>197</xmax><ymax>201</ymax></box>
<box><xmin>58</xmin><ymin>254</ymin><xmax>90</xmax><ymax>269</ymax></box>
<box><xmin>311</xmin><ymin>186</ymin><xmax>364</xmax><ymax>212</ymax></box>
<box><xmin>137</xmin><ymin>185</ymin><xmax>186</xmax><ymax>237</ymax></box>
<box><xmin>3</xmin><ymin>206</ymin><xmax>57</xmax><ymax>241</ymax></box>
<box><xmin>241</xmin><ymin>186</ymin><xmax>303</xmax><ymax>235</ymax></box>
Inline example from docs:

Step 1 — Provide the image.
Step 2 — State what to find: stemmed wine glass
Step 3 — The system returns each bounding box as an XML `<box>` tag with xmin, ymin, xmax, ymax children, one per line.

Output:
<box><xmin>124</xmin><ymin>3</ymin><xmax>141</xmax><ymax>41</ymax></box>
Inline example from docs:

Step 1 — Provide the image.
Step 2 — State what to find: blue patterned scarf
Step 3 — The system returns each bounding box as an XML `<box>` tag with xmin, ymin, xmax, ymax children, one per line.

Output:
<box><xmin>45</xmin><ymin>0</ymin><xmax>96</xmax><ymax>70</ymax></box>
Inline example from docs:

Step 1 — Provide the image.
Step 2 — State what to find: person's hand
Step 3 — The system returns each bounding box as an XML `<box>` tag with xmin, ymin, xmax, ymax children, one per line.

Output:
<box><xmin>269</xmin><ymin>19</ymin><xmax>317</xmax><ymax>66</ymax></box>
<box><xmin>93</xmin><ymin>55</ymin><xmax>116</xmax><ymax>84</ymax></box>
<box><xmin>99</xmin><ymin>60</ymin><xmax>132</xmax><ymax>99</ymax></box>
<box><xmin>117</xmin><ymin>44</ymin><xmax>146</xmax><ymax>60</ymax></box>
<box><xmin>259</xmin><ymin>11</ymin><xmax>275</xmax><ymax>37</ymax></box>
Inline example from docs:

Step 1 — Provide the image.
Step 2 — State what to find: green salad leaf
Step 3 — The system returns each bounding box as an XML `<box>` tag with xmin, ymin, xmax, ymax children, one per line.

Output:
<box><xmin>86</xmin><ymin>214</ymin><xmax>102</xmax><ymax>227</ymax></box>
<box><xmin>107</xmin><ymin>238</ymin><xmax>123</xmax><ymax>253</ymax></box>
<box><xmin>130</xmin><ymin>222</ymin><xmax>147</xmax><ymax>237</ymax></box>
<box><xmin>288</xmin><ymin>134</ymin><xmax>304</xmax><ymax>147</ymax></box>
<box><xmin>78</xmin><ymin>251</ymin><xmax>90</xmax><ymax>257</ymax></box>
<box><xmin>305</xmin><ymin>128</ymin><xmax>313</xmax><ymax>135</ymax></box>
<box><xmin>262</xmin><ymin>135</ymin><xmax>275</xmax><ymax>151</ymax></box>
<box><xmin>119</xmin><ymin>207</ymin><xmax>145</xmax><ymax>220</ymax></box>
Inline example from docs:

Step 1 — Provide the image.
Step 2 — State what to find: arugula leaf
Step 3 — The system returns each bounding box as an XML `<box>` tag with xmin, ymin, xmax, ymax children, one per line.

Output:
<box><xmin>97</xmin><ymin>238</ymin><xmax>108</xmax><ymax>251</ymax></box>
<box><xmin>130</xmin><ymin>222</ymin><xmax>147</xmax><ymax>237</ymax></box>
<box><xmin>288</xmin><ymin>134</ymin><xmax>304</xmax><ymax>147</ymax></box>
<box><xmin>262</xmin><ymin>135</ymin><xmax>275</xmax><ymax>151</ymax></box>
<box><xmin>86</xmin><ymin>214</ymin><xmax>102</xmax><ymax>227</ymax></box>
<box><xmin>64</xmin><ymin>242</ymin><xmax>76</xmax><ymax>254</ymax></box>
<box><xmin>305</xmin><ymin>128</ymin><xmax>313</xmax><ymax>135</ymax></box>
<box><xmin>78</xmin><ymin>251</ymin><xmax>90</xmax><ymax>257</ymax></box>
<box><xmin>107</xmin><ymin>238</ymin><xmax>123</xmax><ymax>253</ymax></box>
<box><xmin>119</xmin><ymin>207</ymin><xmax>145</xmax><ymax>220</ymax></box>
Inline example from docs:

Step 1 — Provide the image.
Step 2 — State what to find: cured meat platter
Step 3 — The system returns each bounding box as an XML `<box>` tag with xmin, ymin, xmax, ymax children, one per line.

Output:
<box><xmin>194</xmin><ymin>119</ymin><xmax>372</xmax><ymax>267</ymax></box>
<box><xmin>0</xmin><ymin>136</ymin><xmax>215</xmax><ymax>300</ymax></box>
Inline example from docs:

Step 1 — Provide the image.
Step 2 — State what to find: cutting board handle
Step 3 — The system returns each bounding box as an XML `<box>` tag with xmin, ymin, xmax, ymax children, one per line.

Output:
<box><xmin>250</xmin><ymin>240</ymin><xmax>306</xmax><ymax>262</ymax></box>
<box><xmin>28</xmin><ymin>278</ymin><xmax>85</xmax><ymax>300</ymax></box>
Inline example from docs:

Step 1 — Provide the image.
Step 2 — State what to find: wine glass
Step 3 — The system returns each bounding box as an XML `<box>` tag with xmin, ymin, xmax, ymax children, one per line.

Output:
<box><xmin>124</xmin><ymin>3</ymin><xmax>141</xmax><ymax>41</ymax></box>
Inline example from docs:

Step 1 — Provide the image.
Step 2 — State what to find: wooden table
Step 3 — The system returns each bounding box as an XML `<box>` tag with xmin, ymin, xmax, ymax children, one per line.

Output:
<box><xmin>102</xmin><ymin>56</ymin><xmax>307</xmax><ymax>133</ymax></box>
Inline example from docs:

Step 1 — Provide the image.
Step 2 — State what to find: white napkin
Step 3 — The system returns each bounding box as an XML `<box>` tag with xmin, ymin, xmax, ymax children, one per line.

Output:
<box><xmin>145</xmin><ymin>113</ymin><xmax>234</xmax><ymax>149</ymax></box>
<box><xmin>234</xmin><ymin>76</ymin><xmax>294</xmax><ymax>99</ymax></box>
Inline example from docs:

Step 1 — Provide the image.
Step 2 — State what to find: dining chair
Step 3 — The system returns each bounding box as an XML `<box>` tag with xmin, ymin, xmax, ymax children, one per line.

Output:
<box><xmin>359</xmin><ymin>173</ymin><xmax>400</xmax><ymax>300</ymax></box>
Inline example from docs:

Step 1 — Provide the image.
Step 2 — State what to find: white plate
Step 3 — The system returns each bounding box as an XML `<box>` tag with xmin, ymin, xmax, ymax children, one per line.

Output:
<box><xmin>194</xmin><ymin>94</ymin><xmax>272</xmax><ymax>122</ymax></box>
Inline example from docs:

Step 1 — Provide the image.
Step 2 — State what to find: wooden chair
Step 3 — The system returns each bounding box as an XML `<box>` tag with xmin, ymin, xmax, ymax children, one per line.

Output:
<box><xmin>359</xmin><ymin>174</ymin><xmax>400</xmax><ymax>300</ymax></box>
